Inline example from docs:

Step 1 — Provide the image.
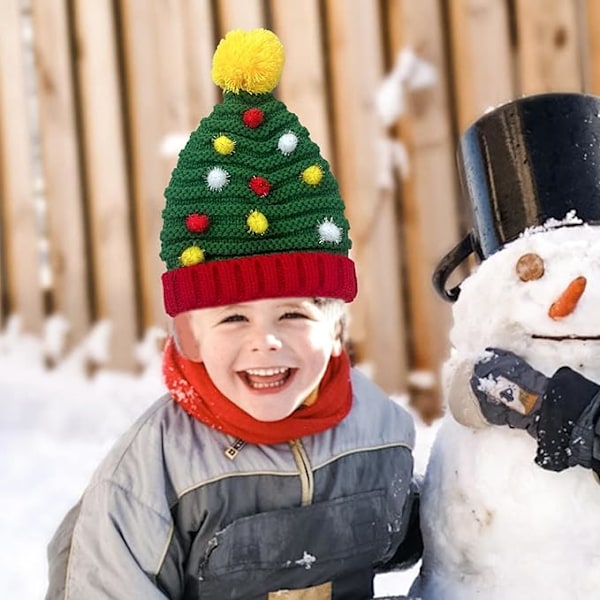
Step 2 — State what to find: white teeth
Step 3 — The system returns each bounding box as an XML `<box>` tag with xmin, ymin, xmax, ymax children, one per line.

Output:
<box><xmin>249</xmin><ymin>380</ymin><xmax>286</xmax><ymax>389</ymax></box>
<box><xmin>245</xmin><ymin>367</ymin><xmax>289</xmax><ymax>376</ymax></box>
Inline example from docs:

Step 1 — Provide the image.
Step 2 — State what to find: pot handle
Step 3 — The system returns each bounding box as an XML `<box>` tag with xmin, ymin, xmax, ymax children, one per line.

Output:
<box><xmin>432</xmin><ymin>233</ymin><xmax>475</xmax><ymax>302</ymax></box>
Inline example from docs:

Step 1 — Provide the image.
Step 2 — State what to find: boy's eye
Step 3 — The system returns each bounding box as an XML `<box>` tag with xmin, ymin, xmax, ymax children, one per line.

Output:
<box><xmin>281</xmin><ymin>311</ymin><xmax>308</xmax><ymax>320</ymax></box>
<box><xmin>220</xmin><ymin>314</ymin><xmax>247</xmax><ymax>324</ymax></box>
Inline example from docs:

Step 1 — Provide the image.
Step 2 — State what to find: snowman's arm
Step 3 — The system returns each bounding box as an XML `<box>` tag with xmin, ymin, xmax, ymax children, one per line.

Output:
<box><xmin>572</xmin><ymin>389</ymin><xmax>600</xmax><ymax>477</ymax></box>
<box><xmin>445</xmin><ymin>348</ymin><xmax>544</xmax><ymax>431</ymax></box>
<box><xmin>446</xmin><ymin>355</ymin><xmax>489</xmax><ymax>429</ymax></box>
<box><xmin>535</xmin><ymin>367</ymin><xmax>600</xmax><ymax>476</ymax></box>
<box><xmin>469</xmin><ymin>347</ymin><xmax>547</xmax><ymax>435</ymax></box>
<box><xmin>463</xmin><ymin>347</ymin><xmax>600</xmax><ymax>477</ymax></box>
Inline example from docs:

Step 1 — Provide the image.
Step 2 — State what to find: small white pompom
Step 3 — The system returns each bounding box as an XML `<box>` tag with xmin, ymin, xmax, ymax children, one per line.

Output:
<box><xmin>277</xmin><ymin>132</ymin><xmax>298</xmax><ymax>155</ymax></box>
<box><xmin>318</xmin><ymin>218</ymin><xmax>342</xmax><ymax>244</ymax></box>
<box><xmin>206</xmin><ymin>167</ymin><xmax>230</xmax><ymax>191</ymax></box>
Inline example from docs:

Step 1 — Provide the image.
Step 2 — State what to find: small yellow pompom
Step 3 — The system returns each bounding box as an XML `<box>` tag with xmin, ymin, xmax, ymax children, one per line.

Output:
<box><xmin>247</xmin><ymin>210</ymin><xmax>269</xmax><ymax>235</ymax></box>
<box><xmin>213</xmin><ymin>135</ymin><xmax>235</xmax><ymax>155</ymax></box>
<box><xmin>212</xmin><ymin>29</ymin><xmax>284</xmax><ymax>94</ymax></box>
<box><xmin>302</xmin><ymin>165</ymin><xmax>324</xmax><ymax>186</ymax></box>
<box><xmin>180</xmin><ymin>246</ymin><xmax>205</xmax><ymax>266</ymax></box>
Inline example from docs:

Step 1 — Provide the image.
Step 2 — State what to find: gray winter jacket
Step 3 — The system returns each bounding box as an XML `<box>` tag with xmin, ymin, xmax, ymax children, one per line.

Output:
<box><xmin>45</xmin><ymin>369</ymin><xmax>417</xmax><ymax>599</ymax></box>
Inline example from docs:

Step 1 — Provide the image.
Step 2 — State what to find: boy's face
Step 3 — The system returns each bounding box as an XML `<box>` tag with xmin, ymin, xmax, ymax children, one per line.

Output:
<box><xmin>174</xmin><ymin>297</ymin><xmax>343</xmax><ymax>421</ymax></box>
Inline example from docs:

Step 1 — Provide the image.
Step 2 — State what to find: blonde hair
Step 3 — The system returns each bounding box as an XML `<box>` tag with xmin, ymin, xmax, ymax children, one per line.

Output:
<box><xmin>313</xmin><ymin>298</ymin><xmax>348</xmax><ymax>345</ymax></box>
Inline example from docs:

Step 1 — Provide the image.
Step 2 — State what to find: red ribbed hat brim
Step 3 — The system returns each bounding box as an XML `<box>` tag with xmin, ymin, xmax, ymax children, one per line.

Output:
<box><xmin>162</xmin><ymin>252</ymin><xmax>357</xmax><ymax>316</ymax></box>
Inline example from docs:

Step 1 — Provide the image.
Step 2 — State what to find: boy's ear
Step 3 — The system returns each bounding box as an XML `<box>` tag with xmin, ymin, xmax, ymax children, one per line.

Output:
<box><xmin>331</xmin><ymin>321</ymin><xmax>344</xmax><ymax>357</ymax></box>
<box><xmin>332</xmin><ymin>337</ymin><xmax>343</xmax><ymax>357</ymax></box>
<box><xmin>172</xmin><ymin>314</ymin><xmax>203</xmax><ymax>362</ymax></box>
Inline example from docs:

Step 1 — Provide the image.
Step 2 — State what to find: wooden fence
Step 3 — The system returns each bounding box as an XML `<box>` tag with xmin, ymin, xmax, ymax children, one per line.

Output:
<box><xmin>1</xmin><ymin>0</ymin><xmax>599</xmax><ymax>413</ymax></box>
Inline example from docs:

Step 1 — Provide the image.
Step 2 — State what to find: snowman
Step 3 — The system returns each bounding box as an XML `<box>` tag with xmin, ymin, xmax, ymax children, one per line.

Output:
<box><xmin>411</xmin><ymin>93</ymin><xmax>600</xmax><ymax>599</ymax></box>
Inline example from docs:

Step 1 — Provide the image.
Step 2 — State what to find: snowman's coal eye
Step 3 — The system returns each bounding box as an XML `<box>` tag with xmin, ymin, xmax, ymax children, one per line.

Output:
<box><xmin>516</xmin><ymin>253</ymin><xmax>545</xmax><ymax>281</ymax></box>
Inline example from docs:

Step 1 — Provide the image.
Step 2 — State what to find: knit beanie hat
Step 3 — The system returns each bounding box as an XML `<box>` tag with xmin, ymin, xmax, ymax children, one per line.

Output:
<box><xmin>160</xmin><ymin>29</ymin><xmax>357</xmax><ymax>317</ymax></box>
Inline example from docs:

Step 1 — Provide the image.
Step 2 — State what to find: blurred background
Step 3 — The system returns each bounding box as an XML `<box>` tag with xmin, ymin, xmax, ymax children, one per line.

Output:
<box><xmin>2</xmin><ymin>0</ymin><xmax>600</xmax><ymax>418</ymax></box>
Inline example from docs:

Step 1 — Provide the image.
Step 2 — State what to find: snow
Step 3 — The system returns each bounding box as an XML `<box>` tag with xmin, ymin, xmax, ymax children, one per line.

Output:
<box><xmin>375</xmin><ymin>48</ymin><xmax>438</xmax><ymax>127</ymax></box>
<box><xmin>1</xmin><ymin>320</ymin><xmax>166</xmax><ymax>599</ymax></box>
<box><xmin>415</xmin><ymin>221</ymin><xmax>600</xmax><ymax>599</ymax></box>
<box><xmin>374</xmin><ymin>47</ymin><xmax>438</xmax><ymax>188</ymax></box>
<box><xmin>523</xmin><ymin>209</ymin><xmax>583</xmax><ymax>236</ymax></box>
<box><xmin>0</xmin><ymin>319</ymin><xmax>438</xmax><ymax>599</ymax></box>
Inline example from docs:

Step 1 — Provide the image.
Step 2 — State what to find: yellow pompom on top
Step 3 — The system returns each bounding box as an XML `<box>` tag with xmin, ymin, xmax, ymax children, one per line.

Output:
<box><xmin>212</xmin><ymin>29</ymin><xmax>284</xmax><ymax>94</ymax></box>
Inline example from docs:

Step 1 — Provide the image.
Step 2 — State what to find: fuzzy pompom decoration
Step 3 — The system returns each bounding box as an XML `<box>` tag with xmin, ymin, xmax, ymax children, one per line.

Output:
<box><xmin>213</xmin><ymin>135</ymin><xmax>235</xmax><ymax>155</ymax></box>
<box><xmin>318</xmin><ymin>219</ymin><xmax>343</xmax><ymax>244</ymax></box>
<box><xmin>247</xmin><ymin>210</ymin><xmax>269</xmax><ymax>234</ymax></box>
<box><xmin>212</xmin><ymin>29</ymin><xmax>285</xmax><ymax>94</ymax></box>
<box><xmin>302</xmin><ymin>165</ymin><xmax>324</xmax><ymax>186</ymax></box>
<box><xmin>206</xmin><ymin>167</ymin><xmax>230</xmax><ymax>191</ymax></box>
<box><xmin>278</xmin><ymin>132</ymin><xmax>298</xmax><ymax>155</ymax></box>
<box><xmin>180</xmin><ymin>246</ymin><xmax>205</xmax><ymax>266</ymax></box>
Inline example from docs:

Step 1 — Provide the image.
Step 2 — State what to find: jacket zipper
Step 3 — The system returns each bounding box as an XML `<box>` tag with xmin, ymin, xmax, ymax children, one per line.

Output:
<box><xmin>224</xmin><ymin>437</ymin><xmax>246</xmax><ymax>459</ymax></box>
<box><xmin>289</xmin><ymin>439</ymin><xmax>314</xmax><ymax>505</ymax></box>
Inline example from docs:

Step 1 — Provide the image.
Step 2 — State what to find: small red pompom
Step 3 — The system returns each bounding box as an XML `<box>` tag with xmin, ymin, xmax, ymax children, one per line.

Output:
<box><xmin>243</xmin><ymin>108</ymin><xmax>264</xmax><ymax>128</ymax></box>
<box><xmin>185</xmin><ymin>213</ymin><xmax>210</xmax><ymax>233</ymax></box>
<box><xmin>249</xmin><ymin>176</ymin><xmax>271</xmax><ymax>197</ymax></box>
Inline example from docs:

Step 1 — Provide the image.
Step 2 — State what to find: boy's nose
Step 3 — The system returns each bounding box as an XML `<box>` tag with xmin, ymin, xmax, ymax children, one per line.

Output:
<box><xmin>250</xmin><ymin>331</ymin><xmax>282</xmax><ymax>352</ymax></box>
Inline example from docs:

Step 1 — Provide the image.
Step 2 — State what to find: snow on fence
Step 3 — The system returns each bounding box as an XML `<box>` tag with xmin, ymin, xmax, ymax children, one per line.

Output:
<box><xmin>1</xmin><ymin>0</ymin><xmax>599</xmax><ymax>412</ymax></box>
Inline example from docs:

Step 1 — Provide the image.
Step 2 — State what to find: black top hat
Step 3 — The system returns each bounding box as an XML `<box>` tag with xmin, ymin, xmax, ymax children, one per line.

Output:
<box><xmin>434</xmin><ymin>93</ymin><xmax>600</xmax><ymax>301</ymax></box>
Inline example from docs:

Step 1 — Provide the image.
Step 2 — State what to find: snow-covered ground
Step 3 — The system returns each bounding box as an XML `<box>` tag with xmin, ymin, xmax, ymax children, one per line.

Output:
<box><xmin>0</xmin><ymin>317</ymin><xmax>439</xmax><ymax>599</ymax></box>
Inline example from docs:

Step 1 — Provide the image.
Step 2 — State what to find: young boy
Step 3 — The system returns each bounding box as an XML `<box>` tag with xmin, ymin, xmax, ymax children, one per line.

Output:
<box><xmin>45</xmin><ymin>29</ymin><xmax>421</xmax><ymax>599</ymax></box>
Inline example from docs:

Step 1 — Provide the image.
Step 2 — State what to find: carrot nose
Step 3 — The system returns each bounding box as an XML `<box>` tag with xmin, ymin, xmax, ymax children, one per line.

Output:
<box><xmin>548</xmin><ymin>276</ymin><xmax>587</xmax><ymax>319</ymax></box>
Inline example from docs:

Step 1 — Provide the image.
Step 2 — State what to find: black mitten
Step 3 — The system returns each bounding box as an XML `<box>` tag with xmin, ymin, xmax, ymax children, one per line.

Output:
<box><xmin>470</xmin><ymin>348</ymin><xmax>548</xmax><ymax>437</ymax></box>
<box><xmin>569</xmin><ymin>392</ymin><xmax>600</xmax><ymax>476</ymax></box>
<box><xmin>536</xmin><ymin>367</ymin><xmax>600</xmax><ymax>473</ymax></box>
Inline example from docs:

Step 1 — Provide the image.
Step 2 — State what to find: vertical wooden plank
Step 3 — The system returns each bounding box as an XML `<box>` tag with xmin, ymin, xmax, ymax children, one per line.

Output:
<box><xmin>72</xmin><ymin>0</ymin><xmax>138</xmax><ymax>369</ymax></box>
<box><xmin>269</xmin><ymin>0</ymin><xmax>332</xmax><ymax>161</ymax></box>
<box><xmin>120</xmin><ymin>1</ymin><xmax>218</xmax><ymax>333</ymax></box>
<box><xmin>182</xmin><ymin>0</ymin><xmax>218</xmax><ymax>125</ymax></box>
<box><xmin>151</xmin><ymin>0</ymin><xmax>192</xmax><ymax>135</ymax></box>
<box><xmin>217</xmin><ymin>0</ymin><xmax>266</xmax><ymax>33</ymax></box>
<box><xmin>386</xmin><ymin>0</ymin><xmax>460</xmax><ymax>398</ymax></box>
<box><xmin>117</xmin><ymin>0</ymin><xmax>176</xmax><ymax>334</ymax></box>
<box><xmin>0</xmin><ymin>186</ymin><xmax>5</xmax><ymax>324</ymax></box>
<box><xmin>118</xmin><ymin>0</ymin><xmax>163</xmax><ymax>331</ymax></box>
<box><xmin>31</xmin><ymin>0</ymin><xmax>91</xmax><ymax>347</ymax></box>
<box><xmin>0</xmin><ymin>0</ymin><xmax>44</xmax><ymax>333</ymax></box>
<box><xmin>448</xmin><ymin>0</ymin><xmax>514</xmax><ymax>132</ymax></box>
<box><xmin>585</xmin><ymin>0</ymin><xmax>600</xmax><ymax>94</ymax></box>
<box><xmin>326</xmin><ymin>0</ymin><xmax>409</xmax><ymax>393</ymax></box>
<box><xmin>514</xmin><ymin>0</ymin><xmax>583</xmax><ymax>94</ymax></box>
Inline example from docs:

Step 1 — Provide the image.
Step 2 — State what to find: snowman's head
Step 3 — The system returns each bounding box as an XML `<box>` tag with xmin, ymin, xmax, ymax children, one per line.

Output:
<box><xmin>434</xmin><ymin>93</ymin><xmax>600</xmax><ymax>304</ymax></box>
<box><xmin>451</xmin><ymin>223</ymin><xmax>600</xmax><ymax>379</ymax></box>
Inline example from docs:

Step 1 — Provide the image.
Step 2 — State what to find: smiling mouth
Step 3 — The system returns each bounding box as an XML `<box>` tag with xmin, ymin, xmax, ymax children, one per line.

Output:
<box><xmin>239</xmin><ymin>367</ymin><xmax>294</xmax><ymax>390</ymax></box>
<box><xmin>531</xmin><ymin>335</ymin><xmax>600</xmax><ymax>341</ymax></box>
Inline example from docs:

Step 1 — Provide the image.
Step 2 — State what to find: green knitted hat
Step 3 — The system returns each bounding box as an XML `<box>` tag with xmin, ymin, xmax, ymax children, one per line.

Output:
<box><xmin>161</xmin><ymin>29</ymin><xmax>357</xmax><ymax>316</ymax></box>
